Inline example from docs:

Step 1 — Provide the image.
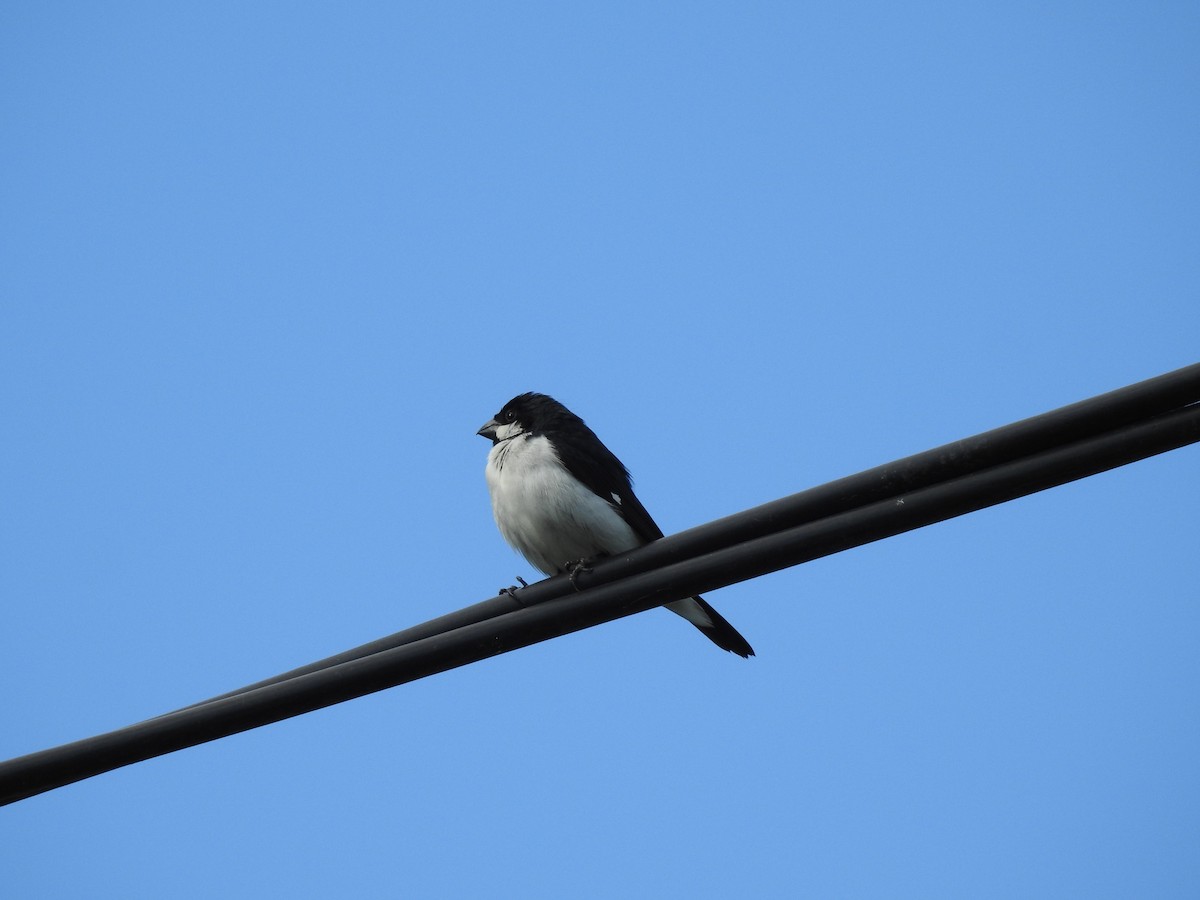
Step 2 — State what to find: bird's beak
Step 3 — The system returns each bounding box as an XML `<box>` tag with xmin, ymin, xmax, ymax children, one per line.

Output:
<box><xmin>477</xmin><ymin>418</ymin><xmax>500</xmax><ymax>442</ymax></box>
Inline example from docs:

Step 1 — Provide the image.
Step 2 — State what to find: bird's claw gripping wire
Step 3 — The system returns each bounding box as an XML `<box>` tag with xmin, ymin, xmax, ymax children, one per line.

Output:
<box><xmin>565</xmin><ymin>559</ymin><xmax>593</xmax><ymax>592</ymax></box>
<box><xmin>499</xmin><ymin>576</ymin><xmax>529</xmax><ymax>605</ymax></box>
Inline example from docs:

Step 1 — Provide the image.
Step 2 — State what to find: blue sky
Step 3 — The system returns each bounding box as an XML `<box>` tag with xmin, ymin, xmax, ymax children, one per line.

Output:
<box><xmin>2</xmin><ymin>2</ymin><xmax>1198</xmax><ymax>897</ymax></box>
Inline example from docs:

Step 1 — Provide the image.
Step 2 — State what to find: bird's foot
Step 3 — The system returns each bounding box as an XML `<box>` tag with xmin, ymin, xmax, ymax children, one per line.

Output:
<box><xmin>565</xmin><ymin>559</ymin><xmax>594</xmax><ymax>592</ymax></box>
<box><xmin>499</xmin><ymin>576</ymin><xmax>529</xmax><ymax>605</ymax></box>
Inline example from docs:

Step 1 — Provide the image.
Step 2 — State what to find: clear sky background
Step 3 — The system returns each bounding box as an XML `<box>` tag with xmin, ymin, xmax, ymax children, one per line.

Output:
<box><xmin>2</xmin><ymin>3</ymin><xmax>1198</xmax><ymax>897</ymax></box>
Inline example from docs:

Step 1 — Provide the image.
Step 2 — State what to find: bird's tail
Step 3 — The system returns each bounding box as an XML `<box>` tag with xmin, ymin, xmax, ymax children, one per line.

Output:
<box><xmin>665</xmin><ymin>596</ymin><xmax>755</xmax><ymax>658</ymax></box>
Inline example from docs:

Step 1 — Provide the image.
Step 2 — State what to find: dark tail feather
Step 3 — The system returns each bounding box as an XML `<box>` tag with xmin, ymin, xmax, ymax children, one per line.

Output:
<box><xmin>665</xmin><ymin>595</ymin><xmax>755</xmax><ymax>658</ymax></box>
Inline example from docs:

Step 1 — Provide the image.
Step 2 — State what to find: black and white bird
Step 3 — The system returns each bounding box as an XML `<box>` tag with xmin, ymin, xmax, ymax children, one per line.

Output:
<box><xmin>478</xmin><ymin>392</ymin><xmax>754</xmax><ymax>658</ymax></box>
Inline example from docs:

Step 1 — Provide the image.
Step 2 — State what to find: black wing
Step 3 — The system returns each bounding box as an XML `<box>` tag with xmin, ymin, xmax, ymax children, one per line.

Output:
<box><xmin>550</xmin><ymin>425</ymin><xmax>664</xmax><ymax>544</ymax></box>
<box><xmin>551</xmin><ymin>415</ymin><xmax>756</xmax><ymax>658</ymax></box>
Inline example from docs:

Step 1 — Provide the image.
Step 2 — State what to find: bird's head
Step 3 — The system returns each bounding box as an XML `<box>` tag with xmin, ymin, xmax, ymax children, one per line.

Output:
<box><xmin>477</xmin><ymin>392</ymin><xmax>574</xmax><ymax>444</ymax></box>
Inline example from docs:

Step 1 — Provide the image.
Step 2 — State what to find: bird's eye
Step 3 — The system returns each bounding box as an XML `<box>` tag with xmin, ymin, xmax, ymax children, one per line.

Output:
<box><xmin>504</xmin><ymin>410</ymin><xmax>517</xmax><ymax>422</ymax></box>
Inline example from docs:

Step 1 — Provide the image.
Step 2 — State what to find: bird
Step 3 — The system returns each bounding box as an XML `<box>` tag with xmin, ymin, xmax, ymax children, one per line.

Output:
<box><xmin>477</xmin><ymin>392</ymin><xmax>754</xmax><ymax>657</ymax></box>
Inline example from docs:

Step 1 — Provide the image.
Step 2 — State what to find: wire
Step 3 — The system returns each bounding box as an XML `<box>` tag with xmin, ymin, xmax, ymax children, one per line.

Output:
<box><xmin>169</xmin><ymin>361</ymin><xmax>1200</xmax><ymax>710</ymax></box>
<box><xmin>1</xmin><ymin>365</ymin><xmax>1198</xmax><ymax>805</ymax></box>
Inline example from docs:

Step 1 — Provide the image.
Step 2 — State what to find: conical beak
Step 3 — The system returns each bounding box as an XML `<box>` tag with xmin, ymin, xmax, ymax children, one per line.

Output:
<box><xmin>477</xmin><ymin>418</ymin><xmax>500</xmax><ymax>442</ymax></box>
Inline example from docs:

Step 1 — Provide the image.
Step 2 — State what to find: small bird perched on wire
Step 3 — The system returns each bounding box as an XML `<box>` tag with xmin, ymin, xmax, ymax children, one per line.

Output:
<box><xmin>477</xmin><ymin>392</ymin><xmax>754</xmax><ymax>657</ymax></box>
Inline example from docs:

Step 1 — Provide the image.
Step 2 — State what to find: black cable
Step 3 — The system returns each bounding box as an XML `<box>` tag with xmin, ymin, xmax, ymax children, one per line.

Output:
<box><xmin>169</xmin><ymin>362</ymin><xmax>1200</xmax><ymax>712</ymax></box>
<box><xmin>1</xmin><ymin>370</ymin><xmax>1197</xmax><ymax>805</ymax></box>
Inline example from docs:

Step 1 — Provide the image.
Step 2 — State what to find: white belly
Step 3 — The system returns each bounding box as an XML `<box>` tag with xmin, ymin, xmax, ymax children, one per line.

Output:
<box><xmin>486</xmin><ymin>434</ymin><xmax>641</xmax><ymax>575</ymax></box>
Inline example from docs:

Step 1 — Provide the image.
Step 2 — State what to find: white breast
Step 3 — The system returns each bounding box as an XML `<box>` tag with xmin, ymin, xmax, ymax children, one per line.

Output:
<box><xmin>486</xmin><ymin>434</ymin><xmax>641</xmax><ymax>575</ymax></box>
